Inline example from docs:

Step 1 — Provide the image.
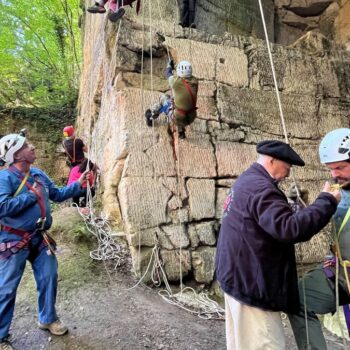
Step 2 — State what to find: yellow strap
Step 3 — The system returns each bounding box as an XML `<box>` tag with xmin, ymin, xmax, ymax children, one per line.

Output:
<box><xmin>333</xmin><ymin>207</ymin><xmax>350</xmax><ymax>295</ymax></box>
<box><xmin>13</xmin><ymin>172</ymin><xmax>29</xmax><ymax>197</ymax></box>
<box><xmin>343</xmin><ymin>261</ymin><xmax>350</xmax><ymax>295</ymax></box>
<box><xmin>338</xmin><ymin>207</ymin><xmax>350</xmax><ymax>239</ymax></box>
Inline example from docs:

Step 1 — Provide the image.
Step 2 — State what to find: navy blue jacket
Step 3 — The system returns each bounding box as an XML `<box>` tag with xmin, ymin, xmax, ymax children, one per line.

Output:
<box><xmin>215</xmin><ymin>163</ymin><xmax>338</xmax><ymax>314</ymax></box>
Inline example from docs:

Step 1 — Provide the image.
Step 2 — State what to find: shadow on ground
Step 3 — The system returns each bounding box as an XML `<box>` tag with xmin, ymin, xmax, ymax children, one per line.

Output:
<box><xmin>9</xmin><ymin>228</ymin><xmax>347</xmax><ymax>350</ymax></box>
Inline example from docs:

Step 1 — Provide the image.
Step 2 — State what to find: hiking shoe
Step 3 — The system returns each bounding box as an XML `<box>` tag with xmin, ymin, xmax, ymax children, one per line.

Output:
<box><xmin>38</xmin><ymin>320</ymin><xmax>68</xmax><ymax>336</ymax></box>
<box><xmin>108</xmin><ymin>7</ymin><xmax>125</xmax><ymax>22</ymax></box>
<box><xmin>0</xmin><ymin>338</ymin><xmax>14</xmax><ymax>350</ymax></box>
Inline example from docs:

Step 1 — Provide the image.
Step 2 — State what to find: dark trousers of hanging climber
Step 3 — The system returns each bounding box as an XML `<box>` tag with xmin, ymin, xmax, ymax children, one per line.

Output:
<box><xmin>288</xmin><ymin>266</ymin><xmax>350</xmax><ymax>349</ymax></box>
<box><xmin>177</xmin><ymin>0</ymin><xmax>196</xmax><ymax>28</ymax></box>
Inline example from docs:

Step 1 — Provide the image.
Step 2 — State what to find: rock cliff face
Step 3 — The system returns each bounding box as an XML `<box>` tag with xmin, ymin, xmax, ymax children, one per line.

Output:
<box><xmin>275</xmin><ymin>0</ymin><xmax>350</xmax><ymax>47</ymax></box>
<box><xmin>77</xmin><ymin>0</ymin><xmax>350</xmax><ymax>285</ymax></box>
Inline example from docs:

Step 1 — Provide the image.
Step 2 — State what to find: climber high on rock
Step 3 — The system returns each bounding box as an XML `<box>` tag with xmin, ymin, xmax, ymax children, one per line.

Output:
<box><xmin>145</xmin><ymin>59</ymin><xmax>198</xmax><ymax>139</ymax></box>
<box><xmin>87</xmin><ymin>0</ymin><xmax>141</xmax><ymax>22</ymax></box>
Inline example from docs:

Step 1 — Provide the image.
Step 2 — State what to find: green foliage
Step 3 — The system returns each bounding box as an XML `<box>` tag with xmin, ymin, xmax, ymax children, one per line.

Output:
<box><xmin>69</xmin><ymin>222</ymin><xmax>94</xmax><ymax>243</ymax></box>
<box><xmin>0</xmin><ymin>0</ymin><xmax>82</xmax><ymax>108</ymax></box>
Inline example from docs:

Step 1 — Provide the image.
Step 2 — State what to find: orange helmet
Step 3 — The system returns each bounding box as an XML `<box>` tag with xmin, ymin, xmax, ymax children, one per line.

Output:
<box><xmin>63</xmin><ymin>125</ymin><xmax>74</xmax><ymax>138</ymax></box>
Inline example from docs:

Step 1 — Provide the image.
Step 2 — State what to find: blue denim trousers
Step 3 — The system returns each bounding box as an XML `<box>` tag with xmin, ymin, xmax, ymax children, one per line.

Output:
<box><xmin>0</xmin><ymin>234</ymin><xmax>58</xmax><ymax>340</ymax></box>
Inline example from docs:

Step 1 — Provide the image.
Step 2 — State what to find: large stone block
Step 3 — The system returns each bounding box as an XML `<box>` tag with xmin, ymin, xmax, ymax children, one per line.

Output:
<box><xmin>286</xmin><ymin>0</ymin><xmax>334</xmax><ymax>16</ymax></box>
<box><xmin>188</xmin><ymin>222</ymin><xmax>216</xmax><ymax>248</ymax></box>
<box><xmin>187</xmin><ymin>179</ymin><xmax>216</xmax><ymax>220</ymax></box>
<box><xmin>215</xmin><ymin>142</ymin><xmax>256</xmax><ymax>177</ymax></box>
<box><xmin>161</xmin><ymin>177</ymin><xmax>187</xmax><ymax>201</ymax></box>
<box><xmin>288</xmin><ymin>140</ymin><xmax>332</xmax><ymax>181</ymax></box>
<box><xmin>177</xmin><ymin>136</ymin><xmax>217</xmax><ymax>178</ymax></box>
<box><xmin>216</xmin><ymin>45</ymin><xmax>249</xmax><ymax>87</ymax></box>
<box><xmin>130</xmin><ymin>246</ymin><xmax>155</xmax><ymax>283</ymax></box>
<box><xmin>118</xmin><ymin>177</ymin><xmax>172</xmax><ymax>233</ymax></box>
<box><xmin>122</xmin><ymin>152</ymin><xmax>155</xmax><ymax>177</ymax></box>
<box><xmin>196</xmin><ymin>96</ymin><xmax>218</xmax><ymax>121</ymax></box>
<box><xmin>160</xmin><ymin>249</ymin><xmax>191</xmax><ymax>281</ymax></box>
<box><xmin>159</xmin><ymin>224</ymin><xmax>190</xmax><ymax>249</ymax></box>
<box><xmin>317</xmin><ymin>99</ymin><xmax>349</xmax><ymax>135</ymax></box>
<box><xmin>192</xmin><ymin>247</ymin><xmax>216</xmax><ymax>284</ymax></box>
<box><xmin>218</xmin><ymin>85</ymin><xmax>319</xmax><ymax>138</ymax></box>
<box><xmin>168</xmin><ymin>208</ymin><xmax>190</xmax><ymax>224</ymax></box>
<box><xmin>127</xmin><ymin>228</ymin><xmax>159</xmax><ymax>247</ymax></box>
<box><xmin>145</xmin><ymin>134</ymin><xmax>177</xmax><ymax>177</ymax></box>
<box><xmin>197</xmin><ymin>80</ymin><xmax>216</xmax><ymax>97</ymax></box>
<box><xmin>196</xmin><ymin>0</ymin><xmax>274</xmax><ymax>39</ymax></box>
<box><xmin>164</xmin><ymin>38</ymin><xmax>248</xmax><ymax>87</ymax></box>
<box><xmin>164</xmin><ymin>38</ymin><xmax>216</xmax><ymax>80</ymax></box>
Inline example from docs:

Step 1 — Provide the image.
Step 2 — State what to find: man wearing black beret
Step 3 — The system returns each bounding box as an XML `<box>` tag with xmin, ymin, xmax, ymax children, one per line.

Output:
<box><xmin>215</xmin><ymin>140</ymin><xmax>340</xmax><ymax>349</ymax></box>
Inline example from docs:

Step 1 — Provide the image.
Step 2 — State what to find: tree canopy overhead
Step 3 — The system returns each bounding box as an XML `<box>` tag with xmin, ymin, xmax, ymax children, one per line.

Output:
<box><xmin>0</xmin><ymin>0</ymin><xmax>82</xmax><ymax>108</ymax></box>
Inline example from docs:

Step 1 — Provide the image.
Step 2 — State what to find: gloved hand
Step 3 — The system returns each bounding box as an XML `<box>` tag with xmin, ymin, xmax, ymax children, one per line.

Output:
<box><xmin>167</xmin><ymin>59</ymin><xmax>174</xmax><ymax>70</ymax></box>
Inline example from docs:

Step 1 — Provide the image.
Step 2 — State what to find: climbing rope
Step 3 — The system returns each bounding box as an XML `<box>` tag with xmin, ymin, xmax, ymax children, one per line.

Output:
<box><xmin>123</xmin><ymin>0</ymin><xmax>224</xmax><ymax>319</ymax></box>
<box><xmin>256</xmin><ymin>0</ymin><xmax>314</xmax><ymax>346</ymax></box>
<box><xmin>74</xmin><ymin>201</ymin><xmax>125</xmax><ymax>263</ymax></box>
<box><xmin>74</xmin><ymin>8</ymin><xmax>126</xmax><ymax>266</ymax></box>
<box><xmin>258</xmin><ymin>0</ymin><xmax>349</xmax><ymax>347</ymax></box>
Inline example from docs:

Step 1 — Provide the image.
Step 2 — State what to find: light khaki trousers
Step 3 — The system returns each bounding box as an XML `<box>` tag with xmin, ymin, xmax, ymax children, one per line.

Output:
<box><xmin>225</xmin><ymin>293</ymin><xmax>286</xmax><ymax>350</ymax></box>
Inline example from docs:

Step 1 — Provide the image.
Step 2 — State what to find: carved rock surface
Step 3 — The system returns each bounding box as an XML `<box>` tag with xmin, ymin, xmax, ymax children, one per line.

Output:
<box><xmin>192</xmin><ymin>247</ymin><xmax>216</xmax><ymax>284</ymax></box>
<box><xmin>77</xmin><ymin>0</ymin><xmax>350</xmax><ymax>286</ymax></box>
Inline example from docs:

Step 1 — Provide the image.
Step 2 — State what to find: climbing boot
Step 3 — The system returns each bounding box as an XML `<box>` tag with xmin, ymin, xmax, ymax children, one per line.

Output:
<box><xmin>178</xmin><ymin>130</ymin><xmax>186</xmax><ymax>139</ymax></box>
<box><xmin>87</xmin><ymin>3</ymin><xmax>106</xmax><ymax>13</ymax></box>
<box><xmin>145</xmin><ymin>109</ymin><xmax>153</xmax><ymax>127</ymax></box>
<box><xmin>108</xmin><ymin>7</ymin><xmax>125</xmax><ymax>22</ymax></box>
<box><xmin>38</xmin><ymin>319</ymin><xmax>68</xmax><ymax>336</ymax></box>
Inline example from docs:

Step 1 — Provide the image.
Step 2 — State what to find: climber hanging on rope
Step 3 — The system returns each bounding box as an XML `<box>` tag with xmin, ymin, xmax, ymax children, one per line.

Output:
<box><xmin>289</xmin><ymin>128</ymin><xmax>350</xmax><ymax>350</ymax></box>
<box><xmin>145</xmin><ymin>59</ymin><xmax>198</xmax><ymax>139</ymax></box>
<box><xmin>87</xmin><ymin>0</ymin><xmax>141</xmax><ymax>22</ymax></box>
<box><xmin>62</xmin><ymin>125</ymin><xmax>87</xmax><ymax>168</ymax></box>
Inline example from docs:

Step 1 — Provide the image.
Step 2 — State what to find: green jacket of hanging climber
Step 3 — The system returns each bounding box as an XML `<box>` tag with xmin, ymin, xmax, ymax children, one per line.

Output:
<box><xmin>166</xmin><ymin>59</ymin><xmax>198</xmax><ymax>131</ymax></box>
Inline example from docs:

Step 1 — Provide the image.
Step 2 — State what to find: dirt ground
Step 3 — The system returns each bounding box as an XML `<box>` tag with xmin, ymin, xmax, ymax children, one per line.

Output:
<box><xmin>7</xmin><ymin>231</ymin><xmax>347</xmax><ymax>350</ymax></box>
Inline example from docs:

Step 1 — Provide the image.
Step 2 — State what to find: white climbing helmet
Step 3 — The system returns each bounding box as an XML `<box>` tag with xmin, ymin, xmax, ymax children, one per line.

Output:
<box><xmin>0</xmin><ymin>134</ymin><xmax>26</xmax><ymax>165</ymax></box>
<box><xmin>319</xmin><ymin>128</ymin><xmax>350</xmax><ymax>164</ymax></box>
<box><xmin>176</xmin><ymin>60</ymin><xmax>192</xmax><ymax>78</ymax></box>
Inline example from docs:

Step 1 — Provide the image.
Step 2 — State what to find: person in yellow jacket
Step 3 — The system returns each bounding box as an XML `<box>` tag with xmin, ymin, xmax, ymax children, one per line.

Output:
<box><xmin>145</xmin><ymin>59</ymin><xmax>198</xmax><ymax>139</ymax></box>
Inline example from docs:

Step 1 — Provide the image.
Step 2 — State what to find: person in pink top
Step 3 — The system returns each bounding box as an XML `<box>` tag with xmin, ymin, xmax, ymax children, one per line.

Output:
<box><xmin>68</xmin><ymin>159</ymin><xmax>96</xmax><ymax>207</ymax></box>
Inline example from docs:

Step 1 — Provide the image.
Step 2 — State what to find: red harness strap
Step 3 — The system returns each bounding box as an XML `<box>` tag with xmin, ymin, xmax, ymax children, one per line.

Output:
<box><xmin>0</xmin><ymin>226</ymin><xmax>31</xmax><ymax>257</ymax></box>
<box><xmin>0</xmin><ymin>168</ymin><xmax>48</xmax><ymax>257</ymax></box>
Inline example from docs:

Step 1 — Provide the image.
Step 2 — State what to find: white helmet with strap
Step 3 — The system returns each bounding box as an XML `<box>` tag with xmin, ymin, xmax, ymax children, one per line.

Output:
<box><xmin>176</xmin><ymin>60</ymin><xmax>192</xmax><ymax>78</ymax></box>
<box><xmin>319</xmin><ymin>128</ymin><xmax>350</xmax><ymax>164</ymax></box>
<box><xmin>0</xmin><ymin>134</ymin><xmax>26</xmax><ymax>165</ymax></box>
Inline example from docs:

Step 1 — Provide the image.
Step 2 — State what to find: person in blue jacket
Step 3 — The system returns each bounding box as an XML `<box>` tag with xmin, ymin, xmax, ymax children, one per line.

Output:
<box><xmin>215</xmin><ymin>140</ymin><xmax>340</xmax><ymax>350</ymax></box>
<box><xmin>0</xmin><ymin>133</ymin><xmax>87</xmax><ymax>350</ymax></box>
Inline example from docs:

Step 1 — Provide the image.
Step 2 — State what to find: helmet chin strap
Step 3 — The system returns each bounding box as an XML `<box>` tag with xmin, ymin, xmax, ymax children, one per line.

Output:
<box><xmin>13</xmin><ymin>158</ymin><xmax>31</xmax><ymax>165</ymax></box>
